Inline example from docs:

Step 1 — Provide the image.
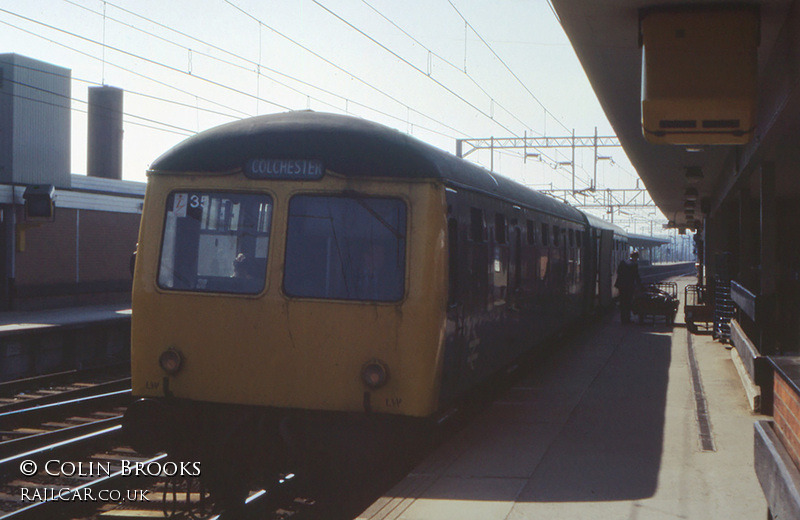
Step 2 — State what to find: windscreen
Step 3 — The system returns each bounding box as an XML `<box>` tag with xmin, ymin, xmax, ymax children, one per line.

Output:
<box><xmin>158</xmin><ymin>191</ymin><xmax>272</xmax><ymax>294</ymax></box>
<box><xmin>284</xmin><ymin>195</ymin><xmax>407</xmax><ymax>302</ymax></box>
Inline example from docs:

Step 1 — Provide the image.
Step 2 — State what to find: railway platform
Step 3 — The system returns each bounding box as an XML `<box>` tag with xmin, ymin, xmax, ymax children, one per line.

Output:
<box><xmin>0</xmin><ymin>303</ymin><xmax>130</xmax><ymax>335</ymax></box>
<box><xmin>0</xmin><ymin>303</ymin><xmax>132</xmax><ymax>382</ymax></box>
<box><xmin>358</xmin><ymin>276</ymin><xmax>768</xmax><ymax>520</ymax></box>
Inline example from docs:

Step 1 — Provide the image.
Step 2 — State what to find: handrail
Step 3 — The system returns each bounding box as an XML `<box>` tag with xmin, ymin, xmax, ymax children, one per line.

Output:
<box><xmin>731</xmin><ymin>280</ymin><xmax>758</xmax><ymax>322</ymax></box>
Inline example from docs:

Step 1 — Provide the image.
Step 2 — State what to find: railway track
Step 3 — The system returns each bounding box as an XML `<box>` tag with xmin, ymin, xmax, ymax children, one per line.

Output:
<box><xmin>0</xmin><ymin>375</ymin><xmax>322</xmax><ymax>519</ymax></box>
<box><xmin>0</xmin><ymin>370</ymin><xmax>378</xmax><ymax>519</ymax></box>
<box><xmin>0</xmin><ymin>372</ymin><xmax>131</xmax><ymax>414</ymax></box>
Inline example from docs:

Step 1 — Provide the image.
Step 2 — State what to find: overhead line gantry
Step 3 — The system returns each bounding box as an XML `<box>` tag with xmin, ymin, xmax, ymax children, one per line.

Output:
<box><xmin>455</xmin><ymin>131</ymin><xmax>655</xmax><ymax>215</ymax></box>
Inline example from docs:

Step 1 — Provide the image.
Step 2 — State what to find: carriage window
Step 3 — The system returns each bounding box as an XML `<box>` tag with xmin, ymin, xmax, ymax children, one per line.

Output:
<box><xmin>284</xmin><ymin>195</ymin><xmax>406</xmax><ymax>302</ymax></box>
<box><xmin>553</xmin><ymin>226</ymin><xmax>560</xmax><ymax>246</ymax></box>
<box><xmin>541</xmin><ymin>223</ymin><xmax>550</xmax><ymax>246</ymax></box>
<box><xmin>470</xmin><ymin>208</ymin><xmax>485</xmax><ymax>242</ymax></box>
<box><xmin>158</xmin><ymin>192</ymin><xmax>272</xmax><ymax>294</ymax></box>
<box><xmin>526</xmin><ymin>220</ymin><xmax>536</xmax><ymax>245</ymax></box>
<box><xmin>495</xmin><ymin>214</ymin><xmax>507</xmax><ymax>244</ymax></box>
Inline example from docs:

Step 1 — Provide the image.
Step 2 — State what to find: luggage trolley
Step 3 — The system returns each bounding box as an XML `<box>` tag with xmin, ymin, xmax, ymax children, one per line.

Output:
<box><xmin>633</xmin><ymin>282</ymin><xmax>679</xmax><ymax>325</ymax></box>
<box><xmin>684</xmin><ymin>284</ymin><xmax>714</xmax><ymax>333</ymax></box>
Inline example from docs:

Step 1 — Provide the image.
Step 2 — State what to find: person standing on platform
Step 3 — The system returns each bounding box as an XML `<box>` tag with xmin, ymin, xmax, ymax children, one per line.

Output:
<box><xmin>616</xmin><ymin>250</ymin><xmax>641</xmax><ymax>324</ymax></box>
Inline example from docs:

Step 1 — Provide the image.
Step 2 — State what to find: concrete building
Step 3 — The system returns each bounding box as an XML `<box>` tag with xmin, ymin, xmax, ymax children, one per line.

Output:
<box><xmin>0</xmin><ymin>54</ymin><xmax>143</xmax><ymax>311</ymax></box>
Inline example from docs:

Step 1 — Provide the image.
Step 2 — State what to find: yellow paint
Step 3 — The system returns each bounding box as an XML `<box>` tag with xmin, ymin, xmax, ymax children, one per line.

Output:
<box><xmin>131</xmin><ymin>170</ymin><xmax>448</xmax><ymax>417</ymax></box>
<box><xmin>15</xmin><ymin>222</ymin><xmax>43</xmax><ymax>252</ymax></box>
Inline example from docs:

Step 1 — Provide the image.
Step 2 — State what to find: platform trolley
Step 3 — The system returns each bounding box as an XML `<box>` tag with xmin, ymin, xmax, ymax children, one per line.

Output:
<box><xmin>633</xmin><ymin>282</ymin><xmax>679</xmax><ymax>325</ymax></box>
<box><xmin>684</xmin><ymin>284</ymin><xmax>714</xmax><ymax>333</ymax></box>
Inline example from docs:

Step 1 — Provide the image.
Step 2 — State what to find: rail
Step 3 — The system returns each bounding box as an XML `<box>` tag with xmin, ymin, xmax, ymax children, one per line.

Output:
<box><xmin>0</xmin><ymin>364</ymin><xmax>129</xmax><ymax>397</ymax></box>
<box><xmin>0</xmin><ymin>377</ymin><xmax>131</xmax><ymax>413</ymax></box>
<box><xmin>0</xmin><ymin>423</ymin><xmax>122</xmax><ymax>476</ymax></box>
<box><xmin>1</xmin><ymin>453</ymin><xmax>167</xmax><ymax>519</ymax></box>
<box><xmin>0</xmin><ymin>416</ymin><xmax>122</xmax><ymax>460</ymax></box>
<box><xmin>0</xmin><ymin>388</ymin><xmax>131</xmax><ymax>431</ymax></box>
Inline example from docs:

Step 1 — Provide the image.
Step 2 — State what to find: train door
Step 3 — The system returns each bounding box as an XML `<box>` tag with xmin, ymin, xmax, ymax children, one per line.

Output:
<box><xmin>441</xmin><ymin>188</ymin><xmax>464</xmax><ymax>404</ymax></box>
<box><xmin>598</xmin><ymin>229</ymin><xmax>614</xmax><ymax>307</ymax></box>
<box><xmin>509</xmin><ymin>225</ymin><xmax>522</xmax><ymax>305</ymax></box>
<box><xmin>491</xmin><ymin>213</ymin><xmax>509</xmax><ymax>306</ymax></box>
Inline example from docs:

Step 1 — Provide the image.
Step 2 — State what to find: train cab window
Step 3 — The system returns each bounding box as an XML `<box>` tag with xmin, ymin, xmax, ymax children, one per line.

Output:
<box><xmin>526</xmin><ymin>220</ymin><xmax>536</xmax><ymax>245</ymax></box>
<box><xmin>469</xmin><ymin>208</ymin><xmax>485</xmax><ymax>242</ymax></box>
<box><xmin>541</xmin><ymin>223</ymin><xmax>549</xmax><ymax>246</ymax></box>
<box><xmin>158</xmin><ymin>191</ymin><xmax>272</xmax><ymax>294</ymax></box>
<box><xmin>284</xmin><ymin>195</ymin><xmax>407</xmax><ymax>302</ymax></box>
<box><xmin>495</xmin><ymin>214</ymin><xmax>507</xmax><ymax>244</ymax></box>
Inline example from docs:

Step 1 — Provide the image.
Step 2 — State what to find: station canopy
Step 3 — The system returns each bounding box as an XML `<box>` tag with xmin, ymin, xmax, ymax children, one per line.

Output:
<box><xmin>628</xmin><ymin>233</ymin><xmax>669</xmax><ymax>250</ymax></box>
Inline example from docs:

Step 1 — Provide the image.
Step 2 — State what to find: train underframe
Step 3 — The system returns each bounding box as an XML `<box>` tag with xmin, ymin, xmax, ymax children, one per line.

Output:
<box><xmin>123</xmin><ymin>397</ymin><xmax>429</xmax><ymax>512</ymax></box>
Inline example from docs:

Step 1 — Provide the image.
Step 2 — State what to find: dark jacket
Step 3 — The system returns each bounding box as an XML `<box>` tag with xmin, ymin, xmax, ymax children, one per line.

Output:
<box><xmin>615</xmin><ymin>259</ymin><xmax>641</xmax><ymax>292</ymax></box>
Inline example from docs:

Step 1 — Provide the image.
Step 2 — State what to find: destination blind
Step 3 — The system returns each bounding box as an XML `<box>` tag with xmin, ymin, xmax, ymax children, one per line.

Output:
<box><xmin>245</xmin><ymin>159</ymin><xmax>324</xmax><ymax>180</ymax></box>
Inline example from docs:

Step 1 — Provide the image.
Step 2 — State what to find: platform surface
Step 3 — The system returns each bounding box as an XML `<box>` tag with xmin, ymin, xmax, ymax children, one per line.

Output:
<box><xmin>358</xmin><ymin>277</ymin><xmax>768</xmax><ymax>519</ymax></box>
<box><xmin>0</xmin><ymin>304</ymin><xmax>131</xmax><ymax>335</ymax></box>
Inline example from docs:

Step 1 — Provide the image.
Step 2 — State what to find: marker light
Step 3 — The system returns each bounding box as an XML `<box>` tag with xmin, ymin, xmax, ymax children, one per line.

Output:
<box><xmin>159</xmin><ymin>348</ymin><xmax>183</xmax><ymax>375</ymax></box>
<box><xmin>361</xmin><ymin>360</ymin><xmax>389</xmax><ymax>390</ymax></box>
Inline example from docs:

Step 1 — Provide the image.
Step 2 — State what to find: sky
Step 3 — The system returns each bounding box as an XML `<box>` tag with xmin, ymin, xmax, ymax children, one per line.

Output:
<box><xmin>0</xmin><ymin>0</ymin><xmax>665</xmax><ymax>233</ymax></box>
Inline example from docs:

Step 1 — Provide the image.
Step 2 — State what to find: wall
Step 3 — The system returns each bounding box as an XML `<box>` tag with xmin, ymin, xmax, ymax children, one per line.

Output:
<box><xmin>13</xmin><ymin>205</ymin><xmax>140</xmax><ymax>309</ymax></box>
<box><xmin>773</xmin><ymin>374</ymin><xmax>800</xmax><ymax>471</ymax></box>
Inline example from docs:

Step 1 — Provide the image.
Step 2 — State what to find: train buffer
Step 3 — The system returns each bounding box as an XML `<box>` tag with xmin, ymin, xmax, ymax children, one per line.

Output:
<box><xmin>358</xmin><ymin>277</ymin><xmax>768</xmax><ymax>520</ymax></box>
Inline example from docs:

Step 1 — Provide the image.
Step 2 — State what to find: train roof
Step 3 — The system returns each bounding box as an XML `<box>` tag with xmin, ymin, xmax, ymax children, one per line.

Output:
<box><xmin>582</xmin><ymin>212</ymin><xmax>628</xmax><ymax>237</ymax></box>
<box><xmin>150</xmin><ymin>111</ymin><xmax>585</xmax><ymax>222</ymax></box>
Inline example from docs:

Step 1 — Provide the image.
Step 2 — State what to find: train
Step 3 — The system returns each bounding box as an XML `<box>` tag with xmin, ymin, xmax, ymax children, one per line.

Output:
<box><xmin>123</xmin><ymin>111</ymin><xmax>628</xmax><ymax>508</ymax></box>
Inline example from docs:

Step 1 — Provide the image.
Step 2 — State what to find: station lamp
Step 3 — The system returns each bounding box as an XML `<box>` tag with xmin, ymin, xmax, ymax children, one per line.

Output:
<box><xmin>22</xmin><ymin>184</ymin><xmax>56</xmax><ymax>221</ymax></box>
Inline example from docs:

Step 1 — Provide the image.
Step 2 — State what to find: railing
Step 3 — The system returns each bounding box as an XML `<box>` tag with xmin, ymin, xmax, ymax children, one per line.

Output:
<box><xmin>731</xmin><ymin>280</ymin><xmax>757</xmax><ymax>322</ymax></box>
<box><xmin>728</xmin><ymin>278</ymin><xmax>770</xmax><ymax>414</ymax></box>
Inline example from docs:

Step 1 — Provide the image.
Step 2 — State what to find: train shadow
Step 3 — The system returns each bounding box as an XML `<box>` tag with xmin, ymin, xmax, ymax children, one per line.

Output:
<box><xmin>517</xmin><ymin>319</ymin><xmax>671</xmax><ymax>502</ymax></box>
<box><xmin>364</xmin><ymin>315</ymin><xmax>674</xmax><ymax>509</ymax></box>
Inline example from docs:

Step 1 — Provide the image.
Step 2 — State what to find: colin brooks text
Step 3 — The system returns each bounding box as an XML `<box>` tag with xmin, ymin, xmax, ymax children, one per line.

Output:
<box><xmin>21</xmin><ymin>460</ymin><xmax>201</xmax><ymax>478</ymax></box>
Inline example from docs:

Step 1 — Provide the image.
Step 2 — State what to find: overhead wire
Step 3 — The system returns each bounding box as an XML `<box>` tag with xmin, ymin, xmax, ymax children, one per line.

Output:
<box><xmin>300</xmin><ymin>0</ymin><xmax>584</xmax><ymax>179</ymax></box>
<box><xmin>308</xmin><ymin>1</ymin><xmax>595</xmax><ymax>185</ymax></box>
<box><xmin>221</xmin><ymin>0</ymin><xmax>472</xmax><ymax>139</ymax></box>
<box><xmin>73</xmin><ymin>0</ymin><xmax>479</xmax><ymax>141</ymax></box>
<box><xmin>446</xmin><ymin>0</ymin><xmax>572</xmax><ymax>135</ymax></box>
<box><xmin>0</xmin><ymin>17</ymin><xmax>252</xmax><ymax>119</ymax></box>
<box><xmin>0</xmin><ymin>57</ymin><xmax>251</xmax><ymax>127</ymax></box>
<box><xmin>1</xmin><ymin>1</ymin><xmax>478</xmax><ymax>150</ymax></box>
<box><xmin>1</xmin><ymin>1</ymin><xmax>473</xmax><ymax>146</ymax></box>
<box><xmin>88</xmin><ymin>0</ymin><xmax>462</xmax><ymax>141</ymax></box>
<box><xmin>309</xmin><ymin>0</ymin><xmax>519</xmax><ymax>137</ymax></box>
<box><xmin>445</xmin><ymin>1</ymin><xmax>647</xmax><ymax>196</ymax></box>
<box><xmin>0</xmin><ymin>6</ymin><xmax>293</xmax><ymax>111</ymax></box>
<box><xmin>4</xmin><ymin>1</ymin><xmax>602</xmax><ymax>189</ymax></box>
<box><xmin>64</xmin><ymin>1</ymin><xmax>350</xmax><ymax>119</ymax></box>
<box><xmin>0</xmin><ymin>78</ymin><xmax>195</xmax><ymax>136</ymax></box>
<box><xmin>359</xmin><ymin>0</ymin><xmax>538</xmax><ymax>136</ymax></box>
